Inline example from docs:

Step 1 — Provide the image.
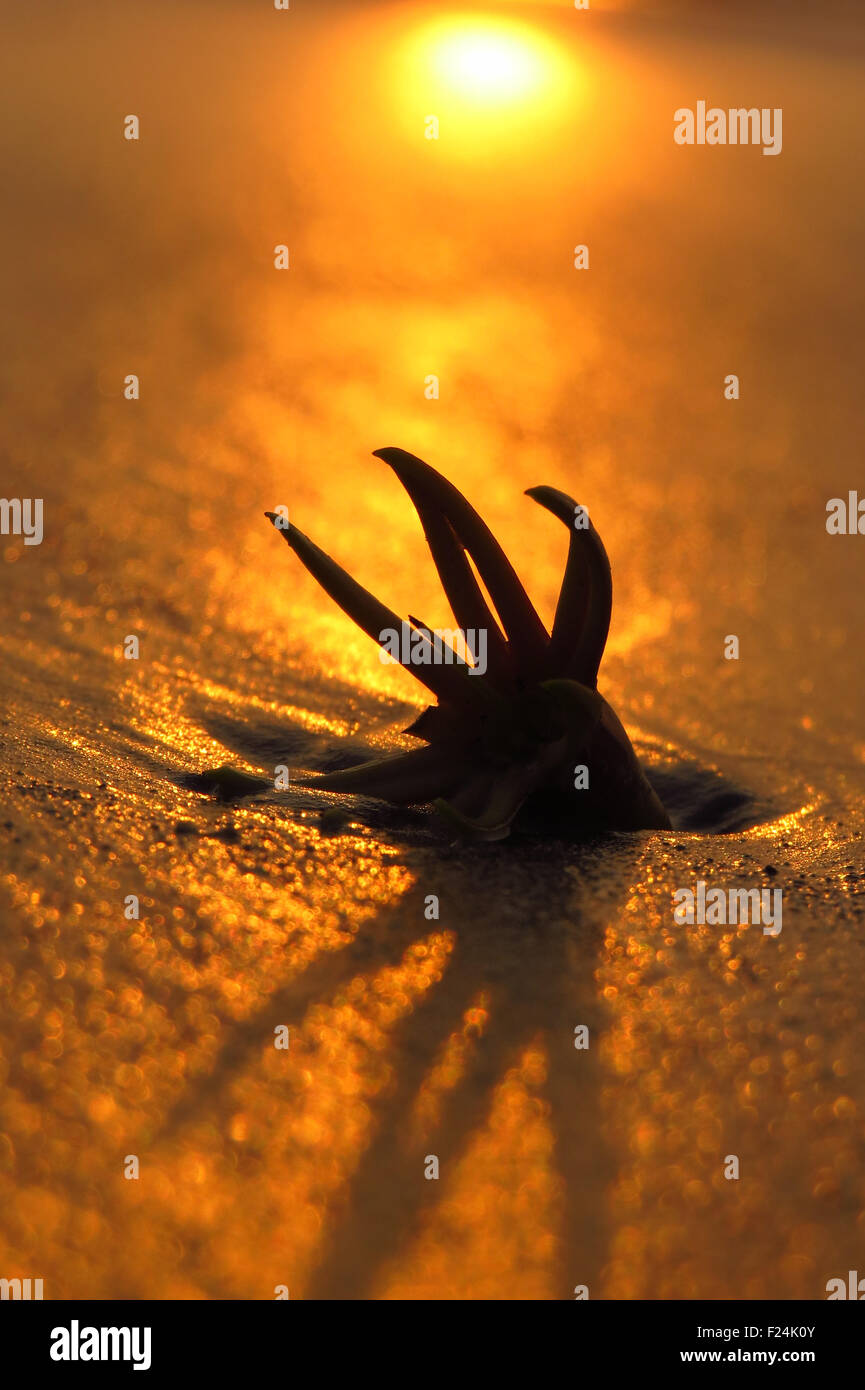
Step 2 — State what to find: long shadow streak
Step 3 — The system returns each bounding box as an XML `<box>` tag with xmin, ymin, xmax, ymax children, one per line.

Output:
<box><xmin>306</xmin><ymin>847</ymin><xmax>634</xmax><ymax>1299</ymax></box>
<box><xmin>153</xmin><ymin>901</ymin><xmax>429</xmax><ymax>1142</ymax></box>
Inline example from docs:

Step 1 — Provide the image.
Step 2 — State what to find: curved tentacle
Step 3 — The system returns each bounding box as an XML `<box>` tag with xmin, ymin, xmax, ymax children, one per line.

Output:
<box><xmin>434</xmin><ymin>768</ymin><xmax>535</xmax><ymax>842</ymax></box>
<box><xmin>265</xmin><ymin>513</ymin><xmax>491</xmax><ymax>710</ymax></box>
<box><xmin>524</xmin><ymin>486</ymin><xmax>612</xmax><ymax>687</ymax></box>
<box><xmin>401</xmin><ymin>703</ymin><xmax>465</xmax><ymax>743</ymax></box>
<box><xmin>406</xmin><ymin>614</ymin><xmax>473</xmax><ymax>672</ymax></box>
<box><xmin>379</xmin><ymin>464</ymin><xmax>513</xmax><ymax>684</ymax></box>
<box><xmin>374</xmin><ymin>448</ymin><xmax>549</xmax><ymax>679</ymax></box>
<box><xmin>300</xmin><ymin>744</ymin><xmax>466</xmax><ymax>804</ymax></box>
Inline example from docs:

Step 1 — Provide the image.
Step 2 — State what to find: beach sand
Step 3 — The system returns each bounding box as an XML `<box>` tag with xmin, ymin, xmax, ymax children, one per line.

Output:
<box><xmin>1</xmin><ymin>0</ymin><xmax>863</xmax><ymax>1298</ymax></box>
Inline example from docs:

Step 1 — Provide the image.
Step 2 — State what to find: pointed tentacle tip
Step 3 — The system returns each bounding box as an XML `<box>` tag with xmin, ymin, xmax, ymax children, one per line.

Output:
<box><xmin>262</xmin><ymin>451</ymin><xmax>668</xmax><ymax>840</ymax></box>
<box><xmin>265</xmin><ymin>511</ymin><xmax>289</xmax><ymax>537</ymax></box>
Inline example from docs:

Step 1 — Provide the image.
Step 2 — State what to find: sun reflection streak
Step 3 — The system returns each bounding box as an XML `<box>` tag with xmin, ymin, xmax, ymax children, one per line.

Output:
<box><xmin>409</xmin><ymin>991</ymin><xmax>491</xmax><ymax>1143</ymax></box>
<box><xmin>379</xmin><ymin>1038</ymin><xmax>559</xmax><ymax>1300</ymax></box>
<box><xmin>139</xmin><ymin>930</ymin><xmax>457</xmax><ymax>1298</ymax></box>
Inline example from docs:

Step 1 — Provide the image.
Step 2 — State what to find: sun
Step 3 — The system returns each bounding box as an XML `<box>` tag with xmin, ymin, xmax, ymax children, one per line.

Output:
<box><xmin>428</xmin><ymin>19</ymin><xmax>551</xmax><ymax>104</ymax></box>
<box><xmin>394</xmin><ymin>13</ymin><xmax>576</xmax><ymax>149</ymax></box>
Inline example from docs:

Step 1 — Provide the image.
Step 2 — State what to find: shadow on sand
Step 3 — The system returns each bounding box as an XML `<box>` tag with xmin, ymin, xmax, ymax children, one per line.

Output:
<box><xmin>148</xmin><ymin>692</ymin><xmax>780</xmax><ymax>1297</ymax></box>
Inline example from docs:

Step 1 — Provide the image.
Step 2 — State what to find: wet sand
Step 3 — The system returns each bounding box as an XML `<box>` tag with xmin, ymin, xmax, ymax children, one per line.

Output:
<box><xmin>1</xmin><ymin>1</ymin><xmax>864</xmax><ymax>1297</ymax></box>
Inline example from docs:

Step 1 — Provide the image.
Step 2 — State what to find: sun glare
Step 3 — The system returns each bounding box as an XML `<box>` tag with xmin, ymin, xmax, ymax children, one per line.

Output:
<box><xmin>394</xmin><ymin>14</ymin><xmax>576</xmax><ymax>153</ymax></box>
<box><xmin>430</xmin><ymin>20</ymin><xmax>550</xmax><ymax>103</ymax></box>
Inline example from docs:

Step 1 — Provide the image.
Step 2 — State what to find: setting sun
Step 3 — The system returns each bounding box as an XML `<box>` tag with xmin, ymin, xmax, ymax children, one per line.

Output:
<box><xmin>428</xmin><ymin>19</ymin><xmax>552</xmax><ymax>103</ymax></box>
<box><xmin>394</xmin><ymin>14</ymin><xmax>577</xmax><ymax>153</ymax></box>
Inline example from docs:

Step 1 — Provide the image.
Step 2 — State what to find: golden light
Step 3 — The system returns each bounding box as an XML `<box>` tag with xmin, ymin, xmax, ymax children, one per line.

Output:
<box><xmin>428</xmin><ymin>18</ymin><xmax>551</xmax><ymax>105</ymax></box>
<box><xmin>394</xmin><ymin>13</ymin><xmax>578</xmax><ymax>156</ymax></box>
